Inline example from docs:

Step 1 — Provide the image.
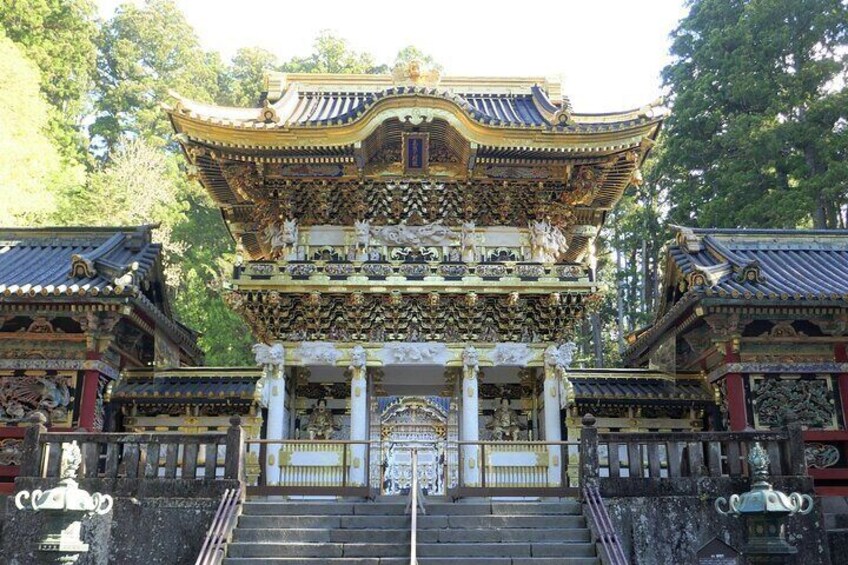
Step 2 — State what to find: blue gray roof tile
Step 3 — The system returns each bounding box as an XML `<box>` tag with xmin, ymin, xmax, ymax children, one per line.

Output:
<box><xmin>0</xmin><ymin>226</ymin><xmax>160</xmax><ymax>297</ymax></box>
<box><xmin>669</xmin><ymin>227</ymin><xmax>848</xmax><ymax>300</ymax></box>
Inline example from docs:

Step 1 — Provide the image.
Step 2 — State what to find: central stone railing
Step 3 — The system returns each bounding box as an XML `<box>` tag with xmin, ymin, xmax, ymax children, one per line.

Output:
<box><xmin>244</xmin><ymin>438</ymin><xmax>373</xmax><ymax>497</ymax></box>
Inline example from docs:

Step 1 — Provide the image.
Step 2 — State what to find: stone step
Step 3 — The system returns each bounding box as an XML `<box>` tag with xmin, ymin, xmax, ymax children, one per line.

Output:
<box><xmin>233</xmin><ymin>527</ymin><xmax>592</xmax><ymax>544</ymax></box>
<box><xmin>224</xmin><ymin>558</ymin><xmax>600</xmax><ymax>565</ymax></box>
<box><xmin>236</xmin><ymin>514</ymin><xmax>585</xmax><ymax>530</ymax></box>
<box><xmin>227</xmin><ymin>542</ymin><xmax>596</xmax><ymax>559</ymax></box>
<box><xmin>241</xmin><ymin>500</ymin><xmax>582</xmax><ymax>517</ymax></box>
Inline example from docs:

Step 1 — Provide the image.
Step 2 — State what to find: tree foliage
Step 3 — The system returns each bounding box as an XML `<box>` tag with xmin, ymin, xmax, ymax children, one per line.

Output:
<box><xmin>218</xmin><ymin>47</ymin><xmax>279</xmax><ymax>107</ymax></box>
<box><xmin>281</xmin><ymin>30</ymin><xmax>384</xmax><ymax>74</ymax></box>
<box><xmin>655</xmin><ymin>0</ymin><xmax>848</xmax><ymax>229</ymax></box>
<box><xmin>0</xmin><ymin>0</ymin><xmax>98</xmax><ymax>161</ymax></box>
<box><xmin>91</xmin><ymin>0</ymin><xmax>222</xmax><ymax>153</ymax></box>
<box><xmin>0</xmin><ymin>31</ymin><xmax>84</xmax><ymax>226</ymax></box>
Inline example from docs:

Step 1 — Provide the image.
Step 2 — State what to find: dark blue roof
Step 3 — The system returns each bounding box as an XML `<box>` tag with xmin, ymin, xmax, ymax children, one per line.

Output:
<box><xmin>286</xmin><ymin>88</ymin><xmax>559</xmax><ymax>128</ymax></box>
<box><xmin>0</xmin><ymin>226</ymin><xmax>160</xmax><ymax>297</ymax></box>
<box><xmin>669</xmin><ymin>228</ymin><xmax>848</xmax><ymax>299</ymax></box>
<box><xmin>112</xmin><ymin>368</ymin><xmax>261</xmax><ymax>402</ymax></box>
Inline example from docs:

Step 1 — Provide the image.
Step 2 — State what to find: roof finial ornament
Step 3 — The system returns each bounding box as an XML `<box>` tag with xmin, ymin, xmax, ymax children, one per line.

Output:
<box><xmin>392</xmin><ymin>60</ymin><xmax>441</xmax><ymax>88</ymax></box>
<box><xmin>553</xmin><ymin>96</ymin><xmax>574</xmax><ymax>126</ymax></box>
<box><xmin>259</xmin><ymin>99</ymin><xmax>279</xmax><ymax>123</ymax></box>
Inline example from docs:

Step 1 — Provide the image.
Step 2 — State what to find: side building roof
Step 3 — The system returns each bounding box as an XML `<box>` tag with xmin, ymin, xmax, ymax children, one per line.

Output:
<box><xmin>625</xmin><ymin>226</ymin><xmax>848</xmax><ymax>365</ymax></box>
<box><xmin>0</xmin><ymin>225</ymin><xmax>203</xmax><ymax>364</ymax></box>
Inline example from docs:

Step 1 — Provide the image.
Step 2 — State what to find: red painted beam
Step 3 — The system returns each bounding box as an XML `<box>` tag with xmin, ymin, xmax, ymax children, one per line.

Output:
<box><xmin>723</xmin><ymin>344</ymin><xmax>749</xmax><ymax>431</ymax></box>
<box><xmin>77</xmin><ymin>351</ymin><xmax>102</xmax><ymax>431</ymax></box>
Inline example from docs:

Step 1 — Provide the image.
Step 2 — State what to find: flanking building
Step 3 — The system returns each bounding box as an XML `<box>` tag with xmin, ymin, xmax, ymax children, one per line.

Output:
<box><xmin>626</xmin><ymin>227</ymin><xmax>848</xmax><ymax>493</ymax></box>
<box><xmin>0</xmin><ymin>225</ymin><xmax>202</xmax><ymax>491</ymax></box>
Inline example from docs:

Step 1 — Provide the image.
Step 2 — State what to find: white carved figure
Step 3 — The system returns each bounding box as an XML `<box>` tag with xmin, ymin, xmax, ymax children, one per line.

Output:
<box><xmin>263</xmin><ymin>218</ymin><xmax>299</xmax><ymax>258</ymax></box>
<box><xmin>491</xmin><ymin>343</ymin><xmax>533</xmax><ymax>366</ymax></box>
<box><xmin>371</xmin><ymin>221</ymin><xmax>458</xmax><ymax>248</ymax></box>
<box><xmin>558</xmin><ymin>342</ymin><xmax>578</xmax><ymax>367</ymax></box>
<box><xmin>282</xmin><ymin>218</ymin><xmax>299</xmax><ymax>247</ymax></box>
<box><xmin>60</xmin><ymin>441</ymin><xmax>82</xmax><ymax>479</ymax></box>
<box><xmin>296</xmin><ymin>342</ymin><xmax>342</xmax><ymax>365</ymax></box>
<box><xmin>462</xmin><ymin>345</ymin><xmax>479</xmax><ymax>368</ymax></box>
<box><xmin>544</xmin><ymin>342</ymin><xmax>577</xmax><ymax>371</ymax></box>
<box><xmin>460</xmin><ymin>221</ymin><xmax>478</xmax><ymax>262</ymax></box>
<box><xmin>354</xmin><ymin>220</ymin><xmax>371</xmax><ymax>249</ymax></box>
<box><xmin>462</xmin><ymin>345</ymin><xmax>480</xmax><ymax>381</ymax></box>
<box><xmin>350</xmin><ymin>345</ymin><xmax>367</xmax><ymax>368</ymax></box>
<box><xmin>253</xmin><ymin>343</ymin><xmax>285</xmax><ymax>369</ymax></box>
<box><xmin>253</xmin><ymin>343</ymin><xmax>285</xmax><ymax>408</ymax></box>
<box><xmin>528</xmin><ymin>220</ymin><xmax>568</xmax><ymax>263</ymax></box>
<box><xmin>382</xmin><ymin>342</ymin><xmax>449</xmax><ymax>365</ymax></box>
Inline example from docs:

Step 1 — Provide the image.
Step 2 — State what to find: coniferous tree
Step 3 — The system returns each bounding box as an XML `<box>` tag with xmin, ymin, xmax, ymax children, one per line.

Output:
<box><xmin>655</xmin><ymin>0</ymin><xmax>848</xmax><ymax>229</ymax></box>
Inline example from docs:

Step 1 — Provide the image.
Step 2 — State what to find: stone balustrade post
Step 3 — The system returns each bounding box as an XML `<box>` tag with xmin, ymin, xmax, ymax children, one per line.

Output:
<box><xmin>19</xmin><ymin>413</ymin><xmax>47</xmax><ymax>477</ymax></box>
<box><xmin>580</xmin><ymin>413</ymin><xmax>599</xmax><ymax>491</ymax></box>
<box><xmin>782</xmin><ymin>411</ymin><xmax>807</xmax><ymax>477</ymax></box>
<box><xmin>225</xmin><ymin>415</ymin><xmax>245</xmax><ymax>481</ymax></box>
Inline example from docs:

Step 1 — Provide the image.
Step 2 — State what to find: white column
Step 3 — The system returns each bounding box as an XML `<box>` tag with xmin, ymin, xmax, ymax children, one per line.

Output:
<box><xmin>349</xmin><ymin>345</ymin><xmax>368</xmax><ymax>486</ymax></box>
<box><xmin>543</xmin><ymin>343</ymin><xmax>577</xmax><ymax>487</ymax></box>
<box><xmin>254</xmin><ymin>343</ymin><xmax>286</xmax><ymax>486</ymax></box>
<box><xmin>461</xmin><ymin>346</ymin><xmax>480</xmax><ymax>486</ymax></box>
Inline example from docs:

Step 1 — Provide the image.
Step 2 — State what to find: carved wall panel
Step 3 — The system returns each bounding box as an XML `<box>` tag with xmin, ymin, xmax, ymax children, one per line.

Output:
<box><xmin>750</xmin><ymin>374</ymin><xmax>839</xmax><ymax>429</ymax></box>
<box><xmin>805</xmin><ymin>443</ymin><xmax>841</xmax><ymax>469</ymax></box>
<box><xmin>229</xmin><ymin>291</ymin><xmax>586</xmax><ymax>344</ymax></box>
<box><xmin>0</xmin><ymin>438</ymin><xmax>22</xmax><ymax>466</ymax></box>
<box><xmin>0</xmin><ymin>372</ymin><xmax>75</xmax><ymax>426</ymax></box>
<box><xmin>251</xmin><ymin>180</ymin><xmax>576</xmax><ymax>230</ymax></box>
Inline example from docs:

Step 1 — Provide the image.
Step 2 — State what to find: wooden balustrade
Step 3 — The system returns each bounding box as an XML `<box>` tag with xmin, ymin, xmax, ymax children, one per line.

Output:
<box><xmin>578</xmin><ymin>413</ymin><xmax>810</xmax><ymax>497</ymax></box>
<box><xmin>19</xmin><ymin>416</ymin><xmax>245</xmax><ymax>482</ymax></box>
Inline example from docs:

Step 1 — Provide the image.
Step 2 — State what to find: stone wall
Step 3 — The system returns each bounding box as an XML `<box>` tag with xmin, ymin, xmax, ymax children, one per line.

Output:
<box><xmin>605</xmin><ymin>494</ymin><xmax>831</xmax><ymax>565</ymax></box>
<box><xmin>2</xmin><ymin>478</ymin><xmax>237</xmax><ymax>565</ymax></box>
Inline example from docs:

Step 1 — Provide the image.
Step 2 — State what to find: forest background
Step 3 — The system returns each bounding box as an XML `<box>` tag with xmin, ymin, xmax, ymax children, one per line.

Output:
<box><xmin>1</xmin><ymin>0</ymin><xmax>846</xmax><ymax>366</ymax></box>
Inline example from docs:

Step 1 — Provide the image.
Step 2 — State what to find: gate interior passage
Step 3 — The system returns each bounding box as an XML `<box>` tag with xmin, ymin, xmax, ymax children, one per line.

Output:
<box><xmin>378</xmin><ymin>396</ymin><xmax>453</xmax><ymax>496</ymax></box>
<box><xmin>382</xmin><ymin>440</ymin><xmax>446</xmax><ymax>496</ymax></box>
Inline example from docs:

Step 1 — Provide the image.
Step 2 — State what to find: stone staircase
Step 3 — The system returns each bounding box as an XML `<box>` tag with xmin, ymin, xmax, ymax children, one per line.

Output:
<box><xmin>223</xmin><ymin>497</ymin><xmax>599</xmax><ymax>564</ymax></box>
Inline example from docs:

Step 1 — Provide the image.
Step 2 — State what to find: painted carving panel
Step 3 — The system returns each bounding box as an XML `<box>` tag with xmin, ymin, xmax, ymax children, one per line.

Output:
<box><xmin>749</xmin><ymin>374</ymin><xmax>839</xmax><ymax>429</ymax></box>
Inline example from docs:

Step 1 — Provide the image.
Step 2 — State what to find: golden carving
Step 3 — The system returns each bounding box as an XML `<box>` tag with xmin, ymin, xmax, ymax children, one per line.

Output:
<box><xmin>391</xmin><ymin>60</ymin><xmax>441</xmax><ymax>87</ymax></box>
<box><xmin>227</xmin><ymin>290</ymin><xmax>588</xmax><ymax>344</ymax></box>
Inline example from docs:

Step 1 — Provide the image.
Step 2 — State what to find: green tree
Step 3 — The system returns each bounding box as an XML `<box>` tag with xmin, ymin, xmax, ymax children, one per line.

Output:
<box><xmin>656</xmin><ymin>0</ymin><xmax>848</xmax><ymax>229</ymax></box>
<box><xmin>281</xmin><ymin>30</ymin><xmax>383</xmax><ymax>74</ymax></box>
<box><xmin>91</xmin><ymin>0</ymin><xmax>222</xmax><ymax>153</ymax></box>
<box><xmin>0</xmin><ymin>0</ymin><xmax>98</xmax><ymax>162</ymax></box>
<box><xmin>393</xmin><ymin>46</ymin><xmax>442</xmax><ymax>71</ymax></box>
<box><xmin>219</xmin><ymin>47</ymin><xmax>279</xmax><ymax>107</ymax></box>
<box><xmin>0</xmin><ymin>30</ymin><xmax>84</xmax><ymax>226</ymax></box>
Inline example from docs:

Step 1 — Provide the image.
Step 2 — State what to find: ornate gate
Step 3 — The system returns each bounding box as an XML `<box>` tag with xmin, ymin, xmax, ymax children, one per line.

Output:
<box><xmin>376</xmin><ymin>397</ymin><xmax>453</xmax><ymax>496</ymax></box>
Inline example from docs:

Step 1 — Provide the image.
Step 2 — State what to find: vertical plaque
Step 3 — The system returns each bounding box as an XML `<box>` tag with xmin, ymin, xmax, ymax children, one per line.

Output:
<box><xmin>696</xmin><ymin>538</ymin><xmax>740</xmax><ymax>565</ymax></box>
<box><xmin>403</xmin><ymin>132</ymin><xmax>429</xmax><ymax>175</ymax></box>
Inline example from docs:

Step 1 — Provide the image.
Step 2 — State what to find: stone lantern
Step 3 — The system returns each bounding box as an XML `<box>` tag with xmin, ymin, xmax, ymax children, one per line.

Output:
<box><xmin>14</xmin><ymin>441</ymin><xmax>113</xmax><ymax>564</ymax></box>
<box><xmin>715</xmin><ymin>442</ymin><xmax>814</xmax><ymax>563</ymax></box>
